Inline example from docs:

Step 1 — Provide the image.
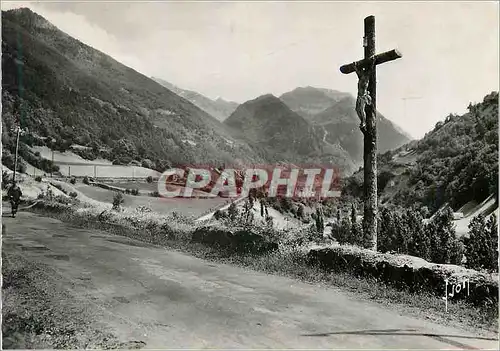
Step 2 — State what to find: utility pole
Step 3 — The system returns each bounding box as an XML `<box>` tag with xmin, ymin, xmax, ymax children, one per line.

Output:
<box><xmin>51</xmin><ymin>150</ymin><xmax>54</xmax><ymax>178</ymax></box>
<box><xmin>340</xmin><ymin>16</ymin><xmax>402</xmax><ymax>250</ymax></box>
<box><xmin>12</xmin><ymin>127</ymin><xmax>21</xmax><ymax>183</ymax></box>
<box><xmin>13</xmin><ymin>30</ymin><xmax>25</xmax><ymax>184</ymax></box>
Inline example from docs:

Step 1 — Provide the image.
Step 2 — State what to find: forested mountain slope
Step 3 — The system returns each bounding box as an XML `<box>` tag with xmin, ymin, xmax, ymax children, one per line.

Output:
<box><xmin>1</xmin><ymin>8</ymin><xmax>261</xmax><ymax>171</ymax></box>
<box><xmin>342</xmin><ymin>91</ymin><xmax>498</xmax><ymax>213</ymax></box>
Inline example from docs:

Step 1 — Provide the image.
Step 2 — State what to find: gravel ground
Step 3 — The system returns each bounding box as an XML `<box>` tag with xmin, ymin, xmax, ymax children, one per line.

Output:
<box><xmin>1</xmin><ymin>253</ymin><xmax>130</xmax><ymax>349</ymax></box>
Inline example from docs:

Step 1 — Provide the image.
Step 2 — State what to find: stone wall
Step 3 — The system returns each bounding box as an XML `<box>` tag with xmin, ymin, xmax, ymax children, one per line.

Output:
<box><xmin>308</xmin><ymin>245</ymin><xmax>498</xmax><ymax>306</ymax></box>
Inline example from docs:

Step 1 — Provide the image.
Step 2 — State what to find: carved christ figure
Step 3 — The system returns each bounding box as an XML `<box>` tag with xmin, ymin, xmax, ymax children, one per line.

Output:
<box><xmin>353</xmin><ymin>59</ymin><xmax>375</xmax><ymax>132</ymax></box>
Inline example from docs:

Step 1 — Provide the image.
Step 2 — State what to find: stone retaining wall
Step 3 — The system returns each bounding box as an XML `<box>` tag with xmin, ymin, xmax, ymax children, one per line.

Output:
<box><xmin>308</xmin><ymin>246</ymin><xmax>498</xmax><ymax>306</ymax></box>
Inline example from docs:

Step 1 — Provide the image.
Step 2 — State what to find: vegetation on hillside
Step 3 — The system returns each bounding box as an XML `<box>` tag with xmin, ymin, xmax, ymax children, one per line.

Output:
<box><xmin>465</xmin><ymin>213</ymin><xmax>498</xmax><ymax>272</ymax></box>
<box><xmin>1</xmin><ymin>8</ymin><xmax>263</xmax><ymax>173</ymax></box>
<box><xmin>343</xmin><ymin>92</ymin><xmax>499</xmax><ymax>213</ymax></box>
<box><xmin>224</xmin><ymin>94</ymin><xmax>356</xmax><ymax>173</ymax></box>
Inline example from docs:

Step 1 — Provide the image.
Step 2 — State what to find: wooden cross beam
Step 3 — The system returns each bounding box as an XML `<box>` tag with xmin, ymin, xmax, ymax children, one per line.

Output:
<box><xmin>340</xmin><ymin>49</ymin><xmax>402</xmax><ymax>74</ymax></box>
<box><xmin>339</xmin><ymin>15</ymin><xmax>402</xmax><ymax>251</ymax></box>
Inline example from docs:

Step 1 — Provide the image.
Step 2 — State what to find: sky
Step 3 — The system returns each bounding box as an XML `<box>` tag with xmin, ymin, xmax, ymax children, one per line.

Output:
<box><xmin>1</xmin><ymin>1</ymin><xmax>498</xmax><ymax>139</ymax></box>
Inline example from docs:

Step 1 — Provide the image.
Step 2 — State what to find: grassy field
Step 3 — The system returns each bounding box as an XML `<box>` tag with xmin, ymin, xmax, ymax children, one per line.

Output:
<box><xmin>58</xmin><ymin>164</ymin><xmax>159</xmax><ymax>179</ymax></box>
<box><xmin>73</xmin><ymin>183</ymin><xmax>230</xmax><ymax>218</ymax></box>
<box><xmin>31</xmin><ymin>146</ymin><xmax>112</xmax><ymax>165</ymax></box>
<box><xmin>31</xmin><ymin>146</ymin><xmax>160</xmax><ymax>179</ymax></box>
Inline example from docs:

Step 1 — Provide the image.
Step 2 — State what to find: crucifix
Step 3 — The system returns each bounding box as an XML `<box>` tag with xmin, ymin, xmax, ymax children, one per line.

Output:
<box><xmin>340</xmin><ymin>15</ymin><xmax>402</xmax><ymax>250</ymax></box>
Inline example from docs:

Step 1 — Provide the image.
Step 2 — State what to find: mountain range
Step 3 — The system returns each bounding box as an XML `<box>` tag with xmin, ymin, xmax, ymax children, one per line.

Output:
<box><xmin>2</xmin><ymin>7</ymin><xmax>411</xmax><ymax>177</ymax></box>
<box><xmin>152</xmin><ymin>78</ymin><xmax>238</xmax><ymax>122</ymax></box>
<box><xmin>280</xmin><ymin>87</ymin><xmax>412</xmax><ymax>162</ymax></box>
<box><xmin>1</xmin><ymin>8</ymin><xmax>262</xmax><ymax>170</ymax></box>
<box><xmin>224</xmin><ymin>94</ymin><xmax>356</xmax><ymax>172</ymax></box>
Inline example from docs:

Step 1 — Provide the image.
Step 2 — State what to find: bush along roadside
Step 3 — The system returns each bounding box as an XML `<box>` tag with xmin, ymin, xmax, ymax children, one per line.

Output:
<box><xmin>28</xmin><ymin>198</ymin><xmax>498</xmax><ymax>329</ymax></box>
<box><xmin>29</xmin><ymin>199</ymin><xmax>279</xmax><ymax>254</ymax></box>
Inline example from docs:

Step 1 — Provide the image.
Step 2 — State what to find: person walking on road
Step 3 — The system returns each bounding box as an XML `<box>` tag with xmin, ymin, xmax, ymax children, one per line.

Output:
<box><xmin>7</xmin><ymin>181</ymin><xmax>22</xmax><ymax>218</ymax></box>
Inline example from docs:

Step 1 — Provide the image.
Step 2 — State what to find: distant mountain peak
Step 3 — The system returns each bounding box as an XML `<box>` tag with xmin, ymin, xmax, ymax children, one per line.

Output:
<box><xmin>279</xmin><ymin>86</ymin><xmax>411</xmax><ymax>162</ymax></box>
<box><xmin>152</xmin><ymin>77</ymin><xmax>238</xmax><ymax>122</ymax></box>
<box><xmin>256</xmin><ymin>93</ymin><xmax>276</xmax><ymax>99</ymax></box>
<box><xmin>4</xmin><ymin>7</ymin><xmax>56</xmax><ymax>30</ymax></box>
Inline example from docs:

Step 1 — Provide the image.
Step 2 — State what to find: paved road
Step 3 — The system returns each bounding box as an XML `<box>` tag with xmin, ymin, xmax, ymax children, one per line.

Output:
<box><xmin>2</xmin><ymin>211</ymin><xmax>498</xmax><ymax>349</ymax></box>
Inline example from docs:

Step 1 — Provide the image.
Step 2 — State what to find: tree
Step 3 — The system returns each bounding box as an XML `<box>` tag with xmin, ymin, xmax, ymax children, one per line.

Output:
<box><xmin>350</xmin><ymin>204</ymin><xmax>363</xmax><ymax>246</ymax></box>
<box><xmin>377</xmin><ymin>207</ymin><xmax>396</xmax><ymax>253</ymax></box>
<box><xmin>112</xmin><ymin>192</ymin><xmax>124</xmax><ymax>211</ymax></box>
<box><xmin>315</xmin><ymin>206</ymin><xmax>324</xmax><ymax>234</ymax></box>
<box><xmin>394</xmin><ymin>211</ymin><xmax>409</xmax><ymax>254</ymax></box>
<box><xmin>405</xmin><ymin>209</ymin><xmax>430</xmax><ymax>260</ymax></box>
<box><xmin>465</xmin><ymin>213</ymin><xmax>498</xmax><ymax>272</ymax></box>
<box><xmin>242</xmin><ymin>198</ymin><xmax>253</xmax><ymax>224</ymax></box>
<box><xmin>427</xmin><ymin>207</ymin><xmax>462</xmax><ymax>264</ymax></box>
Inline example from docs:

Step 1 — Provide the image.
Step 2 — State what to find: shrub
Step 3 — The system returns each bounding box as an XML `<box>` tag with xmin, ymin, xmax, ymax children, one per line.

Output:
<box><xmin>131</xmin><ymin>188</ymin><xmax>139</xmax><ymax>196</ymax></box>
<box><xmin>228</xmin><ymin>202</ymin><xmax>238</xmax><ymax>222</ymax></box>
<box><xmin>464</xmin><ymin>213</ymin><xmax>498</xmax><ymax>272</ymax></box>
<box><xmin>2</xmin><ymin>150</ymin><xmax>15</xmax><ymax>171</ymax></box>
<box><xmin>70</xmin><ymin>177</ymin><xmax>76</xmax><ymax>184</ymax></box>
<box><xmin>69</xmin><ymin>191</ymin><xmax>78</xmax><ymax>198</ymax></box>
<box><xmin>213</xmin><ymin>209</ymin><xmax>226</xmax><ymax>220</ymax></box>
<box><xmin>296</xmin><ymin>203</ymin><xmax>305</xmax><ymax>219</ymax></box>
<box><xmin>135</xmin><ymin>206</ymin><xmax>152</xmax><ymax>213</ymax></box>
<box><xmin>52</xmin><ymin>183</ymin><xmax>65</xmax><ymax>194</ymax></box>
<box><xmin>2</xmin><ymin>171</ymin><xmax>10</xmax><ymax>190</ymax></box>
<box><xmin>265</xmin><ymin>214</ymin><xmax>274</xmax><ymax>228</ymax></box>
<box><xmin>45</xmin><ymin>186</ymin><xmax>54</xmax><ymax>201</ymax></box>
<box><xmin>52</xmin><ymin>195</ymin><xmax>67</xmax><ymax>204</ymax></box>
<box><xmin>337</xmin><ymin>216</ymin><xmax>352</xmax><ymax>245</ymax></box>
<box><xmin>112</xmin><ymin>192</ymin><xmax>124</xmax><ymax>211</ymax></box>
<box><xmin>82</xmin><ymin>176</ymin><xmax>90</xmax><ymax>185</ymax></box>
<box><xmin>125</xmin><ymin>188</ymin><xmax>131</xmax><ymax>194</ymax></box>
<box><xmin>146</xmin><ymin>175</ymin><xmax>153</xmax><ymax>183</ymax></box>
<box><xmin>35</xmin><ymin>176</ymin><xmax>42</xmax><ymax>182</ymax></box>
<box><xmin>149</xmin><ymin>190</ymin><xmax>160</xmax><ymax>197</ymax></box>
<box><xmin>141</xmin><ymin>159</ymin><xmax>155</xmax><ymax>169</ymax></box>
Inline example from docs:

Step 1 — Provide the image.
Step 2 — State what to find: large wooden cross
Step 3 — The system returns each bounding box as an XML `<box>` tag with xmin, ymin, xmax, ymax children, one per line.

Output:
<box><xmin>340</xmin><ymin>15</ymin><xmax>402</xmax><ymax>251</ymax></box>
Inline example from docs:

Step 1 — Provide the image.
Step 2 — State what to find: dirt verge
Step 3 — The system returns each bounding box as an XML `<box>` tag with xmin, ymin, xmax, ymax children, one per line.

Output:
<box><xmin>2</xmin><ymin>252</ymin><xmax>124</xmax><ymax>349</ymax></box>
